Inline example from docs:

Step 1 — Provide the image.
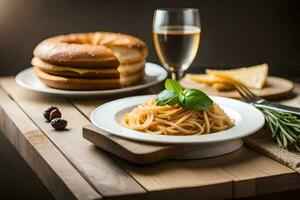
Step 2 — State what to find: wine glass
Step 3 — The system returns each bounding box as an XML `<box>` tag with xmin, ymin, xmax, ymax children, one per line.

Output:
<box><xmin>153</xmin><ymin>8</ymin><xmax>201</xmax><ymax>80</ymax></box>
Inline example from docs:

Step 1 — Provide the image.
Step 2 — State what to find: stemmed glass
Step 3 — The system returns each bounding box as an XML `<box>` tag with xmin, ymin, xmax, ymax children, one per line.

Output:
<box><xmin>153</xmin><ymin>8</ymin><xmax>201</xmax><ymax>80</ymax></box>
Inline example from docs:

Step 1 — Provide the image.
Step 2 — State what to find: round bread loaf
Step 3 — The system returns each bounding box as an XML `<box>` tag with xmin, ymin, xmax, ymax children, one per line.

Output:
<box><xmin>33</xmin><ymin>32</ymin><xmax>148</xmax><ymax>67</ymax></box>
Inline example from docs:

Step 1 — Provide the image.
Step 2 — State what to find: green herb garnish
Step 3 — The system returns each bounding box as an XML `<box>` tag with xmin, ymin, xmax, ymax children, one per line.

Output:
<box><xmin>257</xmin><ymin>107</ymin><xmax>300</xmax><ymax>151</ymax></box>
<box><xmin>156</xmin><ymin>79</ymin><xmax>213</xmax><ymax>111</ymax></box>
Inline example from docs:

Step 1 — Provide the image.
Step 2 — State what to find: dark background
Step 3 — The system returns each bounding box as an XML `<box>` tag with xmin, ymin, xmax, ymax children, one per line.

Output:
<box><xmin>0</xmin><ymin>0</ymin><xmax>300</xmax><ymax>78</ymax></box>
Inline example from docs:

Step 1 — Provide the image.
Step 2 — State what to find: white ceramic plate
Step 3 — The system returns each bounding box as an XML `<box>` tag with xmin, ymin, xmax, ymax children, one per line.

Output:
<box><xmin>15</xmin><ymin>62</ymin><xmax>167</xmax><ymax>97</ymax></box>
<box><xmin>90</xmin><ymin>95</ymin><xmax>265</xmax><ymax>144</ymax></box>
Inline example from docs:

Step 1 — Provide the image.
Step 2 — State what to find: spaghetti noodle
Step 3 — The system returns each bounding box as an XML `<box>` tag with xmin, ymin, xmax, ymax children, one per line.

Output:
<box><xmin>123</xmin><ymin>98</ymin><xmax>233</xmax><ymax>135</ymax></box>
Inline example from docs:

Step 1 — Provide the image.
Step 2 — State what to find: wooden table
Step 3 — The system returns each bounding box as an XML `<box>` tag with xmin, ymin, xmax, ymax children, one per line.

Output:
<box><xmin>0</xmin><ymin>76</ymin><xmax>300</xmax><ymax>200</ymax></box>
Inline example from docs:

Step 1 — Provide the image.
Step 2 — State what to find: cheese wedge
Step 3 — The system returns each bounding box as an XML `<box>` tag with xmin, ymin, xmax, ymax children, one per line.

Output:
<box><xmin>212</xmin><ymin>83</ymin><xmax>235</xmax><ymax>91</ymax></box>
<box><xmin>206</xmin><ymin>63</ymin><xmax>268</xmax><ymax>89</ymax></box>
<box><xmin>187</xmin><ymin>74</ymin><xmax>235</xmax><ymax>91</ymax></box>
<box><xmin>186</xmin><ymin>74</ymin><xmax>232</xmax><ymax>85</ymax></box>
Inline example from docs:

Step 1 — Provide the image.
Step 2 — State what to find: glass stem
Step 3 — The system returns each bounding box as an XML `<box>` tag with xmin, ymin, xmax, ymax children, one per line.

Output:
<box><xmin>171</xmin><ymin>71</ymin><xmax>183</xmax><ymax>80</ymax></box>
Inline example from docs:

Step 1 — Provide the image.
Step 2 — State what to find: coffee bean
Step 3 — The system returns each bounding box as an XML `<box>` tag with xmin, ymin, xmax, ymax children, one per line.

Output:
<box><xmin>49</xmin><ymin>109</ymin><xmax>62</xmax><ymax>121</ymax></box>
<box><xmin>43</xmin><ymin>106</ymin><xmax>58</xmax><ymax>121</ymax></box>
<box><xmin>51</xmin><ymin>118</ymin><xmax>67</xmax><ymax>130</ymax></box>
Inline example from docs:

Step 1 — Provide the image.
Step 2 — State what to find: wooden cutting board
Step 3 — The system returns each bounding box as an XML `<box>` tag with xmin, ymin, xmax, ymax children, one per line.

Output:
<box><xmin>180</xmin><ymin>76</ymin><xmax>294</xmax><ymax>99</ymax></box>
<box><xmin>83</xmin><ymin>124</ymin><xmax>185</xmax><ymax>165</ymax></box>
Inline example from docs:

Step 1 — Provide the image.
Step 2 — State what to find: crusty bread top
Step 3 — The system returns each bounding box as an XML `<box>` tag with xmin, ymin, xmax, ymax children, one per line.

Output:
<box><xmin>33</xmin><ymin>32</ymin><xmax>148</xmax><ymax>68</ymax></box>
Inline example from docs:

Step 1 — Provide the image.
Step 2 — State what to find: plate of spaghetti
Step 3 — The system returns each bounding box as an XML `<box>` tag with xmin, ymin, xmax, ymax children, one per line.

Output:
<box><xmin>90</xmin><ymin>79</ymin><xmax>265</xmax><ymax>144</ymax></box>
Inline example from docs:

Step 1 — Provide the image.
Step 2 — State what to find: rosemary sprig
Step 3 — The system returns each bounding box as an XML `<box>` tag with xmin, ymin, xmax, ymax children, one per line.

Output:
<box><xmin>256</xmin><ymin>106</ymin><xmax>300</xmax><ymax>151</ymax></box>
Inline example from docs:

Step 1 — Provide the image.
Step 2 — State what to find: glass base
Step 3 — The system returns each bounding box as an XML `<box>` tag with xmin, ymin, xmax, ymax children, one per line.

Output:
<box><xmin>171</xmin><ymin>71</ymin><xmax>184</xmax><ymax>80</ymax></box>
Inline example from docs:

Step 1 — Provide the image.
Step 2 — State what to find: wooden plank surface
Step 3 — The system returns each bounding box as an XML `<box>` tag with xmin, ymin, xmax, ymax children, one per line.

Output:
<box><xmin>82</xmin><ymin>124</ymin><xmax>185</xmax><ymax>165</ymax></box>
<box><xmin>116</xmin><ymin>147</ymin><xmax>300</xmax><ymax>199</ymax></box>
<box><xmin>280</xmin><ymin>82</ymin><xmax>300</xmax><ymax>106</ymax></box>
<box><xmin>0</xmin><ymin>89</ymin><xmax>101</xmax><ymax>200</ymax></box>
<box><xmin>1</xmin><ymin>76</ymin><xmax>300</xmax><ymax>200</ymax></box>
<box><xmin>0</xmin><ymin>77</ymin><xmax>146</xmax><ymax>199</ymax></box>
<box><xmin>72</xmin><ymin>83</ymin><xmax>300</xmax><ymax>199</ymax></box>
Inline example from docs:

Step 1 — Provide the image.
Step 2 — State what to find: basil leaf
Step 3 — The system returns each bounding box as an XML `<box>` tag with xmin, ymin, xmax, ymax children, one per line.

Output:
<box><xmin>157</xmin><ymin>79</ymin><xmax>213</xmax><ymax>111</ymax></box>
<box><xmin>156</xmin><ymin>90</ymin><xmax>178</xmax><ymax>106</ymax></box>
<box><xmin>179</xmin><ymin>89</ymin><xmax>213</xmax><ymax>111</ymax></box>
<box><xmin>165</xmin><ymin>79</ymin><xmax>183</xmax><ymax>94</ymax></box>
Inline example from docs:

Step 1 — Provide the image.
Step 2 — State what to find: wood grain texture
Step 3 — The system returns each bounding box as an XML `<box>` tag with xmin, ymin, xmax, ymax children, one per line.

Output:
<box><xmin>118</xmin><ymin>147</ymin><xmax>300</xmax><ymax>199</ymax></box>
<box><xmin>147</xmin><ymin>184</ymin><xmax>232</xmax><ymax>200</ymax></box>
<box><xmin>83</xmin><ymin>124</ymin><xmax>184</xmax><ymax>165</ymax></box>
<box><xmin>280</xmin><ymin>82</ymin><xmax>300</xmax><ymax>106</ymax></box>
<box><xmin>0</xmin><ymin>89</ymin><xmax>101</xmax><ymax>200</ymax></box>
<box><xmin>72</xmin><ymin>95</ymin><xmax>300</xmax><ymax>199</ymax></box>
<box><xmin>217</xmin><ymin>147</ymin><xmax>300</xmax><ymax>198</ymax></box>
<box><xmin>0</xmin><ymin>77</ymin><xmax>146</xmax><ymax>198</ymax></box>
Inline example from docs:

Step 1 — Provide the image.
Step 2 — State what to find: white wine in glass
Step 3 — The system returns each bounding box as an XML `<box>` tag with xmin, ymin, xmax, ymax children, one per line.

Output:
<box><xmin>153</xmin><ymin>8</ymin><xmax>201</xmax><ymax>80</ymax></box>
